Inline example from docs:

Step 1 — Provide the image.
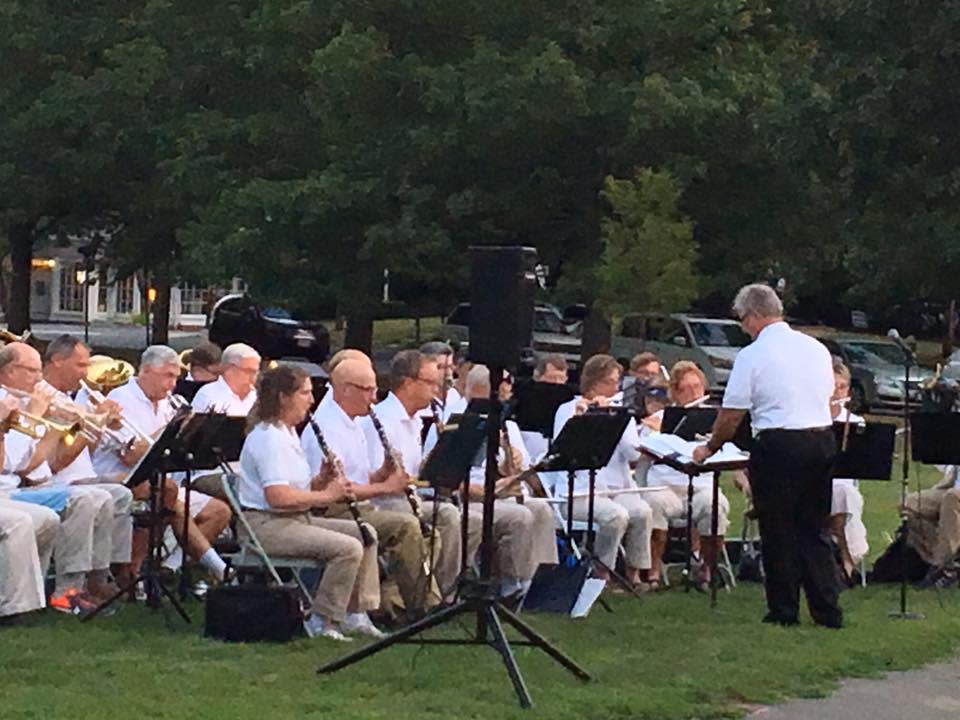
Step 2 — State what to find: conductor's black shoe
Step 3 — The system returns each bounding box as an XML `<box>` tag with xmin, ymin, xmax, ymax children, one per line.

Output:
<box><xmin>761</xmin><ymin>613</ymin><xmax>799</xmax><ymax>627</ymax></box>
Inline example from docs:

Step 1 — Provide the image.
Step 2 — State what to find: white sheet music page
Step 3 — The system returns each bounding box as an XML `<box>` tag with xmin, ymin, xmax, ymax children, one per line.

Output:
<box><xmin>639</xmin><ymin>433</ymin><xmax>748</xmax><ymax>467</ymax></box>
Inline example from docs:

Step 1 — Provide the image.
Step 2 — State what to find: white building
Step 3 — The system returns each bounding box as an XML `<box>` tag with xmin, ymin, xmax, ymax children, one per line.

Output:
<box><xmin>28</xmin><ymin>250</ymin><xmax>240</xmax><ymax>329</ymax></box>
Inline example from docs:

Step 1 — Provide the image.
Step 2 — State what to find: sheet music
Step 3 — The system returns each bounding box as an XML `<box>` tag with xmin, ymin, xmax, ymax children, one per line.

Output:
<box><xmin>639</xmin><ymin>433</ymin><xmax>748</xmax><ymax>467</ymax></box>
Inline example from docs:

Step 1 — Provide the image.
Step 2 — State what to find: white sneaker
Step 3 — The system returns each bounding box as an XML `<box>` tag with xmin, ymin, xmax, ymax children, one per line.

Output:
<box><xmin>303</xmin><ymin>615</ymin><xmax>352</xmax><ymax>642</ymax></box>
<box><xmin>342</xmin><ymin>612</ymin><xmax>386</xmax><ymax>639</ymax></box>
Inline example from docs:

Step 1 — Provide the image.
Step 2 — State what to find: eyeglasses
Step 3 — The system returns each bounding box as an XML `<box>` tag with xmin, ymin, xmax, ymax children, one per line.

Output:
<box><xmin>413</xmin><ymin>375</ymin><xmax>437</xmax><ymax>385</ymax></box>
<box><xmin>347</xmin><ymin>381</ymin><xmax>378</xmax><ymax>394</ymax></box>
<box><xmin>11</xmin><ymin>364</ymin><xmax>42</xmax><ymax>375</ymax></box>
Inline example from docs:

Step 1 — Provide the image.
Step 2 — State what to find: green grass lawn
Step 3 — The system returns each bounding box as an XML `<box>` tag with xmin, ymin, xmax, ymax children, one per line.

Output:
<box><xmin>3</xmin><ymin>462</ymin><xmax>958</xmax><ymax>720</ymax></box>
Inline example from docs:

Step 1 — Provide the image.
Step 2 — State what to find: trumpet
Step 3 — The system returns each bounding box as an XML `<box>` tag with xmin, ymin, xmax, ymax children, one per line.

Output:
<box><xmin>1</xmin><ymin>409</ymin><xmax>81</xmax><ymax>445</ymax></box>
<box><xmin>79</xmin><ymin>380</ymin><xmax>153</xmax><ymax>447</ymax></box>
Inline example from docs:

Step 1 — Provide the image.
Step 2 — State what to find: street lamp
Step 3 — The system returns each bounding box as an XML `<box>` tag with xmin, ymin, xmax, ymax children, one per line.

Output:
<box><xmin>75</xmin><ymin>268</ymin><xmax>89</xmax><ymax>343</ymax></box>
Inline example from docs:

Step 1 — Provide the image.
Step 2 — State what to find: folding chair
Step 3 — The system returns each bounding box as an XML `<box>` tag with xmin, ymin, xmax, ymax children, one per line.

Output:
<box><xmin>219</xmin><ymin>473</ymin><xmax>314</xmax><ymax>606</ymax></box>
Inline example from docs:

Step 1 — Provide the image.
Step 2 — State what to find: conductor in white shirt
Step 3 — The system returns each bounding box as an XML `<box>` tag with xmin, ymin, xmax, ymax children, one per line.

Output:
<box><xmin>693</xmin><ymin>284</ymin><xmax>842</xmax><ymax>628</ymax></box>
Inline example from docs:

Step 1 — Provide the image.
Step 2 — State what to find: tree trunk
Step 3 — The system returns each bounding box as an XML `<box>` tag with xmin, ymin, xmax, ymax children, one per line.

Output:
<box><xmin>344</xmin><ymin>308</ymin><xmax>375</xmax><ymax>354</ymax></box>
<box><xmin>580</xmin><ymin>302</ymin><xmax>612</xmax><ymax>364</ymax></box>
<box><xmin>150</xmin><ymin>272</ymin><xmax>172</xmax><ymax>345</ymax></box>
<box><xmin>7</xmin><ymin>223</ymin><xmax>33</xmax><ymax>333</ymax></box>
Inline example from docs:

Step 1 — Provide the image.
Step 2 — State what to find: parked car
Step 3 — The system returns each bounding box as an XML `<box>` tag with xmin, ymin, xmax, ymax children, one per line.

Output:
<box><xmin>208</xmin><ymin>294</ymin><xmax>331</xmax><ymax>363</ymax></box>
<box><xmin>610</xmin><ymin>313</ymin><xmax>751</xmax><ymax>392</ymax></box>
<box><xmin>437</xmin><ymin>302</ymin><xmax>582</xmax><ymax>369</ymax></box>
<box><xmin>817</xmin><ymin>335</ymin><xmax>934</xmax><ymax>413</ymax></box>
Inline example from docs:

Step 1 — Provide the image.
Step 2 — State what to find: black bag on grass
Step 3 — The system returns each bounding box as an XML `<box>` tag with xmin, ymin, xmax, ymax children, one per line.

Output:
<box><xmin>205</xmin><ymin>585</ymin><xmax>304</xmax><ymax>642</ymax></box>
<box><xmin>868</xmin><ymin>536</ymin><xmax>930</xmax><ymax>583</ymax></box>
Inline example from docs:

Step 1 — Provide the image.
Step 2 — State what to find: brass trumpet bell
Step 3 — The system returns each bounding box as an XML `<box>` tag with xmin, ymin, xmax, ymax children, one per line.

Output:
<box><xmin>1</xmin><ymin>410</ymin><xmax>82</xmax><ymax>445</ymax></box>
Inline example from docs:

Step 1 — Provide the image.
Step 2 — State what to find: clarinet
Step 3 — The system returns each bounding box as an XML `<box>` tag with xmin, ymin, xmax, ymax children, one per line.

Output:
<box><xmin>307</xmin><ymin>418</ymin><xmax>375</xmax><ymax>547</ymax></box>
<box><xmin>368</xmin><ymin>409</ymin><xmax>430</xmax><ymax>535</ymax></box>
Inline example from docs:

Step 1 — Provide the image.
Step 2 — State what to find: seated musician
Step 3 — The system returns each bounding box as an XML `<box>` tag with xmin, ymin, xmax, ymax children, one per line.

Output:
<box><xmin>239</xmin><ymin>364</ymin><xmax>382</xmax><ymax>640</ymax></box>
<box><xmin>360</xmin><ymin>350</ymin><xmax>470</xmax><ymax>599</ymax></box>
<box><xmin>191</xmin><ymin>343</ymin><xmax>259</xmax><ymax>415</ymax></box>
<box><xmin>553</xmin><ymin>354</ymin><xmax>654</xmax><ymax>591</ymax></box>
<box><xmin>419</xmin><ymin>341</ymin><xmax>455</xmax><ymax>420</ymax></box>
<box><xmin>40</xmin><ymin>335</ymin><xmax>134</xmax><ymax>591</ymax></box>
<box><xmin>0</xmin><ymin>342</ymin><xmax>124</xmax><ymax>612</ymax></box>
<box><xmin>446</xmin><ymin>347</ymin><xmax>473</xmax><ymax>409</ymax></box>
<box><xmin>174</xmin><ymin>342</ymin><xmax>221</xmax><ymax>400</ymax></box>
<box><xmin>0</xmin><ymin>494</ymin><xmax>59</xmax><ymax>623</ymax></box>
<box><xmin>87</xmin><ymin>345</ymin><xmax>232</xmax><ymax>583</ymax></box>
<box><xmin>829</xmin><ymin>359</ymin><xmax>868</xmax><ymax>585</ymax></box>
<box><xmin>640</xmin><ymin>361</ymin><xmax>731</xmax><ymax>589</ymax></box>
<box><xmin>460</xmin><ymin>365</ymin><xmax>559</xmax><ymax>601</ymax></box>
<box><xmin>520</xmin><ymin>355</ymin><xmax>570</xmax><ymax>464</ymax></box>
<box><xmin>303</xmin><ymin>354</ymin><xmax>439</xmax><ymax>619</ymax></box>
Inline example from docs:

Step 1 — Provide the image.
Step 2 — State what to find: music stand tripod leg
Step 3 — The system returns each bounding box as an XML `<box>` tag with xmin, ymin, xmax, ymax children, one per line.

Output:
<box><xmin>685</xmin><ymin>471</ymin><xmax>695</xmax><ymax>592</ymax></box>
<box><xmin>485</xmin><ymin>604</ymin><xmax>533</xmax><ymax>708</ymax></box>
<box><xmin>495</xmin><ymin>603</ymin><xmax>592</xmax><ymax>681</ymax></box>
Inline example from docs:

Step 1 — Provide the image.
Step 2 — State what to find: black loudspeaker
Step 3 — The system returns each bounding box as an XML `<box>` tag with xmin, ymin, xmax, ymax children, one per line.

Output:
<box><xmin>469</xmin><ymin>245</ymin><xmax>537</xmax><ymax>368</ymax></box>
<box><xmin>204</xmin><ymin>585</ymin><xmax>304</xmax><ymax>642</ymax></box>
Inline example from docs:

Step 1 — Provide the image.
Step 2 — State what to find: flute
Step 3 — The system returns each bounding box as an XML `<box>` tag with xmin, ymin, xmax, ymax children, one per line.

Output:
<box><xmin>368</xmin><ymin>408</ymin><xmax>430</xmax><ymax>535</ymax></box>
<box><xmin>307</xmin><ymin>418</ymin><xmax>375</xmax><ymax>547</ymax></box>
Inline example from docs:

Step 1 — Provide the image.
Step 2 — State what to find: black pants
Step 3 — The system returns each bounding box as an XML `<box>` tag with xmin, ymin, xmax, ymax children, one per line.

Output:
<box><xmin>750</xmin><ymin>428</ymin><xmax>842</xmax><ymax>626</ymax></box>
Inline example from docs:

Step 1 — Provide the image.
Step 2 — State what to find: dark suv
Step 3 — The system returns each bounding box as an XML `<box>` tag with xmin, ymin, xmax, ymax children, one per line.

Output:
<box><xmin>208</xmin><ymin>294</ymin><xmax>331</xmax><ymax>363</ymax></box>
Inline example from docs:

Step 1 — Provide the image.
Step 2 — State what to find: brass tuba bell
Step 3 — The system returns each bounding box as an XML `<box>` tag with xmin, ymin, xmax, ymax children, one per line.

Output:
<box><xmin>86</xmin><ymin>355</ymin><xmax>135</xmax><ymax>393</ymax></box>
<box><xmin>0</xmin><ymin>328</ymin><xmax>32</xmax><ymax>345</ymax></box>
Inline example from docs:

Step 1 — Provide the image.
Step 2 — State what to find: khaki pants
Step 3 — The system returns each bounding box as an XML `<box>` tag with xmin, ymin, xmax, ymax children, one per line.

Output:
<box><xmin>0</xmin><ymin>499</ymin><xmax>59</xmax><ymax>616</ymax></box>
<box><xmin>564</xmin><ymin>493</ymin><xmax>652</xmax><ymax>570</ymax></box>
<box><xmin>904</xmin><ymin>486</ymin><xmax>960</xmax><ymax>567</ymax></box>
<box><xmin>470</xmin><ymin>499</ymin><xmax>559</xmax><ymax>582</ymax></box>
<box><xmin>327</xmin><ymin>503</ymin><xmax>439</xmax><ymax>611</ymax></box>
<box><xmin>244</xmin><ymin>511</ymin><xmax>379</xmax><ymax>622</ymax></box>
<box><xmin>54</xmin><ymin>487</ymin><xmax>105</xmax><ymax>576</ymax></box>
<box><xmin>376</xmin><ymin>497</ymin><xmax>464</xmax><ymax>596</ymax></box>
<box><xmin>648</xmin><ymin>485</ymin><xmax>730</xmax><ymax>535</ymax></box>
<box><xmin>70</xmin><ymin>482</ymin><xmax>133</xmax><ymax>564</ymax></box>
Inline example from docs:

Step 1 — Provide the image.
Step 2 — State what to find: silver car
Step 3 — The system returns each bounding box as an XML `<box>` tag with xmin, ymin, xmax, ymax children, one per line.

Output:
<box><xmin>610</xmin><ymin>313</ymin><xmax>751</xmax><ymax>391</ymax></box>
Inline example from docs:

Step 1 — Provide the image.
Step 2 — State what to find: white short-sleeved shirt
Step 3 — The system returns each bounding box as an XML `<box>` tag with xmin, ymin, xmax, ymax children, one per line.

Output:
<box><xmin>552</xmin><ymin>396</ymin><xmax>641</xmax><ymax>497</ymax></box>
<box><xmin>239</xmin><ymin>422</ymin><xmax>311</xmax><ymax>511</ymax></box>
<box><xmin>360</xmin><ymin>393</ymin><xmax>423</xmax><ymax>478</ymax></box>
<box><xmin>467</xmin><ymin>419</ymin><xmax>531</xmax><ymax>488</ymax></box>
<box><xmin>91</xmin><ymin>379</ymin><xmax>176</xmax><ymax>479</ymax></box>
<box><xmin>27</xmin><ymin>380</ymin><xmax>100</xmax><ymax>485</ymax></box>
<box><xmin>191</xmin><ymin>377</ymin><xmax>257</xmax><ymax>416</ymax></box>
<box><xmin>422</xmin><ymin>396</ymin><xmax>467</xmax><ymax>458</ymax></box>
<box><xmin>0</xmin><ymin>387</ymin><xmax>53</xmax><ymax>484</ymax></box>
<box><xmin>0</xmin><ymin>426</ymin><xmax>34</xmax><ymax>494</ymax></box>
<box><xmin>301</xmin><ymin>392</ymin><xmax>372</xmax><ymax>487</ymax></box>
<box><xmin>722</xmin><ymin>321</ymin><xmax>833</xmax><ymax>431</ymax></box>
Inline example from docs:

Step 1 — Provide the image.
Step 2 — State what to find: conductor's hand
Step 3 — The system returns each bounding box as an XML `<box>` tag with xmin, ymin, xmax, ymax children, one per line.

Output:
<box><xmin>692</xmin><ymin>444</ymin><xmax>714</xmax><ymax>464</ymax></box>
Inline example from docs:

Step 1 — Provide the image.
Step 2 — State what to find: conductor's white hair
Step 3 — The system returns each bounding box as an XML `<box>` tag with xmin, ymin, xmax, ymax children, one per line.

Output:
<box><xmin>465</xmin><ymin>364</ymin><xmax>490</xmax><ymax>394</ymax></box>
<box><xmin>732</xmin><ymin>283</ymin><xmax>783</xmax><ymax>319</ymax></box>
<box><xmin>140</xmin><ymin>345</ymin><xmax>180</xmax><ymax>369</ymax></box>
<box><xmin>221</xmin><ymin>342</ymin><xmax>261</xmax><ymax>367</ymax></box>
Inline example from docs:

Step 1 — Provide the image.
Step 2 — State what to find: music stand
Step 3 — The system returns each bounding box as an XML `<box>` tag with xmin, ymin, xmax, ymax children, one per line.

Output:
<box><xmin>662</xmin><ymin>406</ymin><xmax>753</xmax><ymax>450</ymax></box>
<box><xmin>540</xmin><ymin>409</ymin><xmax>641</xmax><ymax>597</ymax></box>
<box><xmin>318</xmin><ymin>368</ymin><xmax>591</xmax><ymax>708</ymax></box>
<box><xmin>640</xmin><ymin>435</ymin><xmax>749</xmax><ymax>608</ymax></box>
<box><xmin>164</xmin><ymin>413</ymin><xmax>246</xmax><ymax>598</ymax></box>
<box><xmin>511</xmin><ymin>380</ymin><xmax>577</xmax><ymax>438</ymax></box>
<box><xmin>84</xmin><ymin>412</ymin><xmax>194</xmax><ymax>623</ymax></box>
<box><xmin>833</xmin><ymin>420</ymin><xmax>895</xmax><ymax>480</ymax></box>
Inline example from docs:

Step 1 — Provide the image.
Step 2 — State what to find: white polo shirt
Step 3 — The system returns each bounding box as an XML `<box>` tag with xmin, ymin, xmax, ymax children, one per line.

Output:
<box><xmin>191</xmin><ymin>376</ymin><xmax>257</xmax><ymax>416</ymax></box>
<box><xmin>239</xmin><ymin>422</ymin><xmax>311</xmax><ymax>511</ymax></box>
<box><xmin>552</xmin><ymin>396</ymin><xmax>641</xmax><ymax>497</ymax></box>
<box><xmin>301</xmin><ymin>392</ymin><xmax>373</xmax><ymax>486</ymax></box>
<box><xmin>722</xmin><ymin>321</ymin><xmax>833</xmax><ymax>432</ymax></box>
<box><xmin>91</xmin><ymin>379</ymin><xmax>176</xmax><ymax>479</ymax></box>
<box><xmin>360</xmin><ymin>392</ymin><xmax>423</xmax><ymax>477</ymax></box>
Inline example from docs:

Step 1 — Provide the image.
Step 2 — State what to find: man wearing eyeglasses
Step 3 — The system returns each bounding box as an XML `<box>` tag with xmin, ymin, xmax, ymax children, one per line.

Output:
<box><xmin>693</xmin><ymin>283</ymin><xmax>841</xmax><ymax>628</ymax></box>
<box><xmin>304</xmin><ymin>355</ymin><xmax>439</xmax><ymax>619</ymax></box>
<box><xmin>360</xmin><ymin>350</ymin><xmax>471</xmax><ymax>600</ymax></box>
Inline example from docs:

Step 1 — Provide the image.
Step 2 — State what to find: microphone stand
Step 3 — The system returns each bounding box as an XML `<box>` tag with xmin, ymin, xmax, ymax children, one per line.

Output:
<box><xmin>888</xmin><ymin>331</ymin><xmax>924</xmax><ymax>620</ymax></box>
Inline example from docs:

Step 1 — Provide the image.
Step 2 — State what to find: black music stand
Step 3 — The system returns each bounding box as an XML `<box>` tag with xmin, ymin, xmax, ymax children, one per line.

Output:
<box><xmin>84</xmin><ymin>413</ymin><xmax>194</xmax><ymax>623</ymax></box>
<box><xmin>640</xmin><ymin>436</ymin><xmax>749</xmax><ymax>608</ymax></box>
<box><xmin>833</xmin><ymin>420</ymin><xmax>895</xmax><ymax>481</ymax></box>
<box><xmin>165</xmin><ymin>413</ymin><xmax>246</xmax><ymax>598</ymax></box>
<box><xmin>318</xmin><ymin>368</ymin><xmax>591</xmax><ymax>708</ymax></box>
<box><xmin>542</xmin><ymin>409</ymin><xmax>640</xmax><ymax>598</ymax></box>
<box><xmin>511</xmin><ymin>380</ymin><xmax>577</xmax><ymax>438</ymax></box>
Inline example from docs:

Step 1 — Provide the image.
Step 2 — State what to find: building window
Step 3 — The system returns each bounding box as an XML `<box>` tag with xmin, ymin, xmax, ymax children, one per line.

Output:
<box><xmin>58</xmin><ymin>263</ymin><xmax>84</xmax><ymax>312</ymax></box>
<box><xmin>97</xmin><ymin>282</ymin><xmax>108</xmax><ymax>313</ymax></box>
<box><xmin>116</xmin><ymin>276</ymin><xmax>135</xmax><ymax>314</ymax></box>
<box><xmin>178</xmin><ymin>283</ymin><xmax>208</xmax><ymax>316</ymax></box>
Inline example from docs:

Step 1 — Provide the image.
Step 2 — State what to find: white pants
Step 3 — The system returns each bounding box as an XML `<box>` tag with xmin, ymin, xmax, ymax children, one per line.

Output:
<box><xmin>0</xmin><ymin>499</ymin><xmax>59</xmax><ymax>616</ymax></box>
<box><xmin>831</xmin><ymin>481</ymin><xmax>868</xmax><ymax>563</ymax></box>
<box><xmin>648</xmin><ymin>485</ymin><xmax>731</xmax><ymax>536</ymax></box>
<box><xmin>564</xmin><ymin>493</ymin><xmax>652</xmax><ymax>570</ymax></box>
